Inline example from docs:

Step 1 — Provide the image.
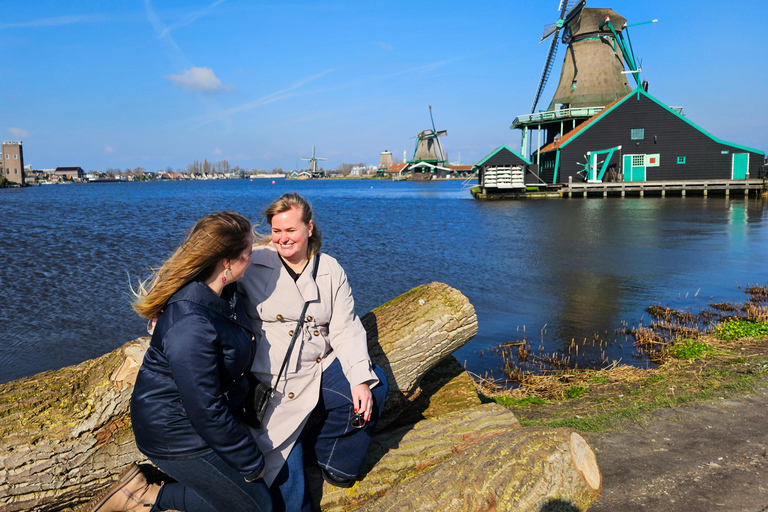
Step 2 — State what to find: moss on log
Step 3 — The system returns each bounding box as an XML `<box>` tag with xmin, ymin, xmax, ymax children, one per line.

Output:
<box><xmin>0</xmin><ymin>282</ymin><xmax>601</xmax><ymax>512</ymax></box>
<box><xmin>352</xmin><ymin>424</ymin><xmax>601</xmax><ymax>512</ymax></box>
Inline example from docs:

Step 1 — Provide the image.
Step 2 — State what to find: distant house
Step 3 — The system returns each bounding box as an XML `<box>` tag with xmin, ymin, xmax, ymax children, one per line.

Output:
<box><xmin>55</xmin><ymin>167</ymin><xmax>85</xmax><ymax>181</ymax></box>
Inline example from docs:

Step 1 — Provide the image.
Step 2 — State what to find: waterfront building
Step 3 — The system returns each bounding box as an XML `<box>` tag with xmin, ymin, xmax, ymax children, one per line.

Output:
<box><xmin>54</xmin><ymin>167</ymin><xmax>85</xmax><ymax>182</ymax></box>
<box><xmin>1</xmin><ymin>141</ymin><xmax>25</xmax><ymax>185</ymax></box>
<box><xmin>475</xmin><ymin>3</ymin><xmax>765</xmax><ymax>199</ymax></box>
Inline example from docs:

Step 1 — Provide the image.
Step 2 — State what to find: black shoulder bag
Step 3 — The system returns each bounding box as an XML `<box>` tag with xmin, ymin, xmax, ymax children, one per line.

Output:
<box><xmin>241</xmin><ymin>254</ymin><xmax>319</xmax><ymax>429</ymax></box>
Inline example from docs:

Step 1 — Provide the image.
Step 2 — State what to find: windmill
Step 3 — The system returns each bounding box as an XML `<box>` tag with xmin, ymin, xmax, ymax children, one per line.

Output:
<box><xmin>301</xmin><ymin>146</ymin><xmax>327</xmax><ymax>174</ymax></box>
<box><xmin>411</xmin><ymin>106</ymin><xmax>447</xmax><ymax>165</ymax></box>
<box><xmin>530</xmin><ymin>0</ymin><xmax>643</xmax><ymax>113</ymax></box>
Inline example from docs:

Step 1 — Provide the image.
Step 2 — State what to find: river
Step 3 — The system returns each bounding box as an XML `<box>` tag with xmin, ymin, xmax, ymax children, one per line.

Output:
<box><xmin>0</xmin><ymin>179</ymin><xmax>766</xmax><ymax>384</ymax></box>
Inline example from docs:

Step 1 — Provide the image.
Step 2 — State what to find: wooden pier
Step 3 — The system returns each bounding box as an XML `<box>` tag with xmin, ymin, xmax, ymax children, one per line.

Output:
<box><xmin>561</xmin><ymin>178</ymin><xmax>766</xmax><ymax>198</ymax></box>
<box><xmin>472</xmin><ymin>179</ymin><xmax>767</xmax><ymax>200</ymax></box>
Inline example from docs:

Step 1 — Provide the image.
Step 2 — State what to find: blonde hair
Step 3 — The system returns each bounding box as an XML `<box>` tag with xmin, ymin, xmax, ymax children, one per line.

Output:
<box><xmin>132</xmin><ymin>211</ymin><xmax>251</xmax><ymax>319</ymax></box>
<box><xmin>256</xmin><ymin>192</ymin><xmax>322</xmax><ymax>258</ymax></box>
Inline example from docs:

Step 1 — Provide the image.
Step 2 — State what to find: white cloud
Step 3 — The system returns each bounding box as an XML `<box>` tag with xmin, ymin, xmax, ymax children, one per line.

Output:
<box><xmin>213</xmin><ymin>148</ymin><xmax>222</xmax><ymax>155</ymax></box>
<box><xmin>164</xmin><ymin>67</ymin><xmax>229</xmax><ymax>92</ymax></box>
<box><xmin>7</xmin><ymin>127</ymin><xmax>29</xmax><ymax>137</ymax></box>
<box><xmin>105</xmin><ymin>146</ymin><xmax>115</xmax><ymax>154</ymax></box>
<box><xmin>375</xmin><ymin>41</ymin><xmax>393</xmax><ymax>51</ymax></box>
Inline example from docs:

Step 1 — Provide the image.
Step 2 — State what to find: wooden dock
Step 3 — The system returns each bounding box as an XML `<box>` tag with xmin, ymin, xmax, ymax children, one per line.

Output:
<box><xmin>471</xmin><ymin>179</ymin><xmax>767</xmax><ymax>200</ymax></box>
<box><xmin>561</xmin><ymin>178</ymin><xmax>766</xmax><ymax>198</ymax></box>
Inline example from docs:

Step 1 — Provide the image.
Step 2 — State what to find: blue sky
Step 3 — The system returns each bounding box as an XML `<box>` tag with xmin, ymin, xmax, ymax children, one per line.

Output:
<box><xmin>2</xmin><ymin>0</ymin><xmax>766</xmax><ymax>172</ymax></box>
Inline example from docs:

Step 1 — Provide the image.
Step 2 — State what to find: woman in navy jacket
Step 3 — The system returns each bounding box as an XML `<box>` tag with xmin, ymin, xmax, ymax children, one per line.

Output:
<box><xmin>86</xmin><ymin>211</ymin><xmax>272</xmax><ymax>512</ymax></box>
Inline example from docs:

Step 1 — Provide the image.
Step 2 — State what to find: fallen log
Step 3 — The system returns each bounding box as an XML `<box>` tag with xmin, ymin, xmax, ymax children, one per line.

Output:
<box><xmin>0</xmin><ymin>282</ymin><xmax>478</xmax><ymax>511</ymax></box>
<box><xmin>0</xmin><ymin>282</ymin><xmax>602</xmax><ymax>512</ymax></box>
<box><xmin>352</xmin><ymin>422</ymin><xmax>601</xmax><ymax>512</ymax></box>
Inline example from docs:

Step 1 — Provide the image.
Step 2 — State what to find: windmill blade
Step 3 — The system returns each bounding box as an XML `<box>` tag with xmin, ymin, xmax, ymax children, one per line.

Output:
<box><xmin>531</xmin><ymin>0</ymin><xmax>573</xmax><ymax>113</ymax></box>
<box><xmin>531</xmin><ymin>33</ymin><xmax>560</xmax><ymax>113</ymax></box>
<box><xmin>563</xmin><ymin>0</ymin><xmax>585</xmax><ymax>26</ymax></box>
<box><xmin>429</xmin><ymin>105</ymin><xmax>437</xmax><ymax>134</ymax></box>
<box><xmin>434</xmin><ymin>136</ymin><xmax>446</xmax><ymax>163</ymax></box>
<box><xmin>435</xmin><ymin>130</ymin><xmax>447</xmax><ymax>137</ymax></box>
<box><xmin>541</xmin><ymin>22</ymin><xmax>558</xmax><ymax>42</ymax></box>
<box><xmin>316</xmin><ymin>158</ymin><xmax>327</xmax><ymax>161</ymax></box>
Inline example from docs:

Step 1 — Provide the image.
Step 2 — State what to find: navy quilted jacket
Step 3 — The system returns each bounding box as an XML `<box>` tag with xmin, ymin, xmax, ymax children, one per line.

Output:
<box><xmin>131</xmin><ymin>280</ymin><xmax>263</xmax><ymax>480</ymax></box>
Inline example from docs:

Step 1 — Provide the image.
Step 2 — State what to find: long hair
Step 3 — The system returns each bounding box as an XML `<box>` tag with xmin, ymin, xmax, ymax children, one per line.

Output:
<box><xmin>132</xmin><ymin>211</ymin><xmax>251</xmax><ymax>319</ymax></box>
<box><xmin>256</xmin><ymin>192</ymin><xmax>322</xmax><ymax>258</ymax></box>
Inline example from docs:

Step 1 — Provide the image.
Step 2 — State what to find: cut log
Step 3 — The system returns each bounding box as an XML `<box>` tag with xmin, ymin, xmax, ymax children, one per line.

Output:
<box><xmin>352</xmin><ymin>421</ymin><xmax>601</xmax><ymax>512</ymax></box>
<box><xmin>0</xmin><ymin>282</ymin><xmax>601</xmax><ymax>512</ymax></box>
<box><xmin>0</xmin><ymin>282</ymin><xmax>478</xmax><ymax>512</ymax></box>
<box><xmin>362</xmin><ymin>282</ymin><xmax>478</xmax><ymax>395</ymax></box>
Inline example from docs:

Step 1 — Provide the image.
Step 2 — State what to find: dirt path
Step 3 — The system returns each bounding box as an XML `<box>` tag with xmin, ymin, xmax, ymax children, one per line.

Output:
<box><xmin>586</xmin><ymin>385</ymin><xmax>768</xmax><ymax>511</ymax></box>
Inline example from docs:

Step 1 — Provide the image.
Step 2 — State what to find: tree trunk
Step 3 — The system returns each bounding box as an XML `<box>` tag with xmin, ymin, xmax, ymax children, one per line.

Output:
<box><xmin>362</xmin><ymin>281</ymin><xmax>478</xmax><ymax>396</ymax></box>
<box><xmin>0</xmin><ymin>282</ymin><xmax>477</xmax><ymax>512</ymax></box>
<box><xmin>0</xmin><ymin>282</ymin><xmax>601</xmax><ymax>512</ymax></box>
<box><xmin>352</xmin><ymin>423</ymin><xmax>601</xmax><ymax>512</ymax></box>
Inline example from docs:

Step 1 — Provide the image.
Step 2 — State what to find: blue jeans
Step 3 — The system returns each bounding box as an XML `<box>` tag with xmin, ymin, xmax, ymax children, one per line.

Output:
<box><xmin>270</xmin><ymin>359</ymin><xmax>389</xmax><ymax>510</ymax></box>
<box><xmin>149</xmin><ymin>449</ymin><xmax>272</xmax><ymax>512</ymax></box>
<box><xmin>312</xmin><ymin>359</ymin><xmax>389</xmax><ymax>478</ymax></box>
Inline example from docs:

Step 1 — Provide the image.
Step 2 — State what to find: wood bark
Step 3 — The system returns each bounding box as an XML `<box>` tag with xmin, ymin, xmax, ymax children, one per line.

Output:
<box><xmin>351</xmin><ymin>421</ymin><xmax>601</xmax><ymax>512</ymax></box>
<box><xmin>0</xmin><ymin>282</ymin><xmax>477</xmax><ymax>512</ymax></box>
<box><xmin>0</xmin><ymin>282</ymin><xmax>601</xmax><ymax>512</ymax></box>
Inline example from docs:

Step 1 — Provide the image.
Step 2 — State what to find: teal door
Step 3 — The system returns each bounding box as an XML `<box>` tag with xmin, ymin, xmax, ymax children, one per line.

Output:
<box><xmin>623</xmin><ymin>155</ymin><xmax>646</xmax><ymax>182</ymax></box>
<box><xmin>732</xmin><ymin>153</ymin><xmax>749</xmax><ymax>179</ymax></box>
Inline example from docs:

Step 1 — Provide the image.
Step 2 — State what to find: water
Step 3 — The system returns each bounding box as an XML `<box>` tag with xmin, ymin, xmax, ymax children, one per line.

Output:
<box><xmin>1</xmin><ymin>179</ymin><xmax>766</xmax><ymax>384</ymax></box>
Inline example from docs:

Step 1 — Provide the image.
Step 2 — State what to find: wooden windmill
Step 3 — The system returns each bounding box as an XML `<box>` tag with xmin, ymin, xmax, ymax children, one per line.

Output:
<box><xmin>411</xmin><ymin>106</ymin><xmax>447</xmax><ymax>165</ymax></box>
<box><xmin>301</xmin><ymin>146</ymin><xmax>327</xmax><ymax>174</ymax></box>
<box><xmin>531</xmin><ymin>0</ymin><xmax>642</xmax><ymax>113</ymax></box>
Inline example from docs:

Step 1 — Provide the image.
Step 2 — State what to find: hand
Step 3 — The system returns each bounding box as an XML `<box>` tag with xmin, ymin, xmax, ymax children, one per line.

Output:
<box><xmin>351</xmin><ymin>383</ymin><xmax>373</xmax><ymax>422</ymax></box>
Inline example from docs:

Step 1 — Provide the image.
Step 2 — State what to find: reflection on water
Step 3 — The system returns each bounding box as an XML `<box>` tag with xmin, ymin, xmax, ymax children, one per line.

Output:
<box><xmin>0</xmin><ymin>180</ymin><xmax>766</xmax><ymax>384</ymax></box>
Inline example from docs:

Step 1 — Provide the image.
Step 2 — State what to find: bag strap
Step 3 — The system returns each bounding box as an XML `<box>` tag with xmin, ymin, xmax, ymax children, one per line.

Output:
<box><xmin>273</xmin><ymin>253</ymin><xmax>320</xmax><ymax>390</ymax></box>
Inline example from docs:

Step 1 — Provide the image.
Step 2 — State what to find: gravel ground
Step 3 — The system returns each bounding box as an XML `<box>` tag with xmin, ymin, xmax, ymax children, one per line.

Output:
<box><xmin>586</xmin><ymin>386</ymin><xmax>768</xmax><ymax>512</ymax></box>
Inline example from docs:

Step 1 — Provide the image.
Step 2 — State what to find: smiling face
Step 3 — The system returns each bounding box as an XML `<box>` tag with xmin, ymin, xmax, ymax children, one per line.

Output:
<box><xmin>270</xmin><ymin>206</ymin><xmax>313</xmax><ymax>265</ymax></box>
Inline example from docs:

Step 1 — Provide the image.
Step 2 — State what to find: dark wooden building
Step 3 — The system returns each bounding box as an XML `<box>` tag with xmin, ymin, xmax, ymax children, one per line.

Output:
<box><xmin>473</xmin><ymin>145</ymin><xmax>539</xmax><ymax>190</ymax></box>
<box><xmin>535</xmin><ymin>88</ymin><xmax>765</xmax><ymax>185</ymax></box>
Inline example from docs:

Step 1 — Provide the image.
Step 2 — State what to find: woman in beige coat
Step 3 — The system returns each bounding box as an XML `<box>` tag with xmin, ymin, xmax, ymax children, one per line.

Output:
<box><xmin>238</xmin><ymin>192</ymin><xmax>388</xmax><ymax>512</ymax></box>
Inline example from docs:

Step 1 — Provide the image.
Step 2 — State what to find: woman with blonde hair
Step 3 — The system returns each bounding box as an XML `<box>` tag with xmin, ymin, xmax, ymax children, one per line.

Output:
<box><xmin>239</xmin><ymin>193</ymin><xmax>388</xmax><ymax>511</ymax></box>
<box><xmin>86</xmin><ymin>211</ymin><xmax>272</xmax><ymax>512</ymax></box>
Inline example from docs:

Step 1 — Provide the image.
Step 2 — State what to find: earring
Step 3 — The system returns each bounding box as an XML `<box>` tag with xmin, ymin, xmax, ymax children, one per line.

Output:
<box><xmin>221</xmin><ymin>267</ymin><xmax>229</xmax><ymax>285</ymax></box>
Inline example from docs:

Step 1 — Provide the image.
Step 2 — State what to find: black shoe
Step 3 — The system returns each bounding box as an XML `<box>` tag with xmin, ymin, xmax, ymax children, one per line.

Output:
<box><xmin>320</xmin><ymin>467</ymin><xmax>355</xmax><ymax>488</ymax></box>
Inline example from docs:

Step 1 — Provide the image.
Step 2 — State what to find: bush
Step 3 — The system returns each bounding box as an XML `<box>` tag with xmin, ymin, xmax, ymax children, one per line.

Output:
<box><xmin>672</xmin><ymin>338</ymin><xmax>715</xmax><ymax>360</ymax></box>
<box><xmin>566</xmin><ymin>386</ymin><xmax>588</xmax><ymax>399</ymax></box>
<box><xmin>715</xmin><ymin>319</ymin><xmax>768</xmax><ymax>341</ymax></box>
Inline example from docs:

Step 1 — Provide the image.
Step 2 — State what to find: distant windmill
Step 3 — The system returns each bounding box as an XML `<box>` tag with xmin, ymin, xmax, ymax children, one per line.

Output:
<box><xmin>301</xmin><ymin>146</ymin><xmax>327</xmax><ymax>174</ymax></box>
<box><xmin>531</xmin><ymin>0</ymin><xmax>642</xmax><ymax>113</ymax></box>
<box><xmin>411</xmin><ymin>106</ymin><xmax>447</xmax><ymax>165</ymax></box>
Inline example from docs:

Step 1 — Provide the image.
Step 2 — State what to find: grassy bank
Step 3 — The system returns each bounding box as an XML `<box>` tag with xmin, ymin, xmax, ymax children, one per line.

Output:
<box><xmin>474</xmin><ymin>285</ymin><xmax>768</xmax><ymax>432</ymax></box>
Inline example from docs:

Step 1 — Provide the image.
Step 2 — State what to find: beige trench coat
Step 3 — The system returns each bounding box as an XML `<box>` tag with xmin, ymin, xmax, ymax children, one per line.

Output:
<box><xmin>238</xmin><ymin>245</ymin><xmax>379</xmax><ymax>486</ymax></box>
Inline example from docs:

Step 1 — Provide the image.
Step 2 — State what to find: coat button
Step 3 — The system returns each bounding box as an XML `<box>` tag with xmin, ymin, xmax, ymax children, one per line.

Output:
<box><xmin>276</xmin><ymin>314</ymin><xmax>284</xmax><ymax>321</ymax></box>
<box><xmin>288</xmin><ymin>330</ymin><xmax>294</xmax><ymax>336</ymax></box>
<box><xmin>316</xmin><ymin>357</ymin><xmax>322</xmax><ymax>364</ymax></box>
<box><xmin>306</xmin><ymin>315</ymin><xmax>313</xmax><ymax>322</ymax></box>
<box><xmin>313</xmin><ymin>330</ymin><xmax>320</xmax><ymax>336</ymax></box>
<box><xmin>288</xmin><ymin>392</ymin><xmax>295</xmax><ymax>399</ymax></box>
<box><xmin>251</xmin><ymin>336</ymin><xmax>255</xmax><ymax>341</ymax></box>
<box><xmin>233</xmin><ymin>314</ymin><xmax>237</xmax><ymax>320</ymax></box>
